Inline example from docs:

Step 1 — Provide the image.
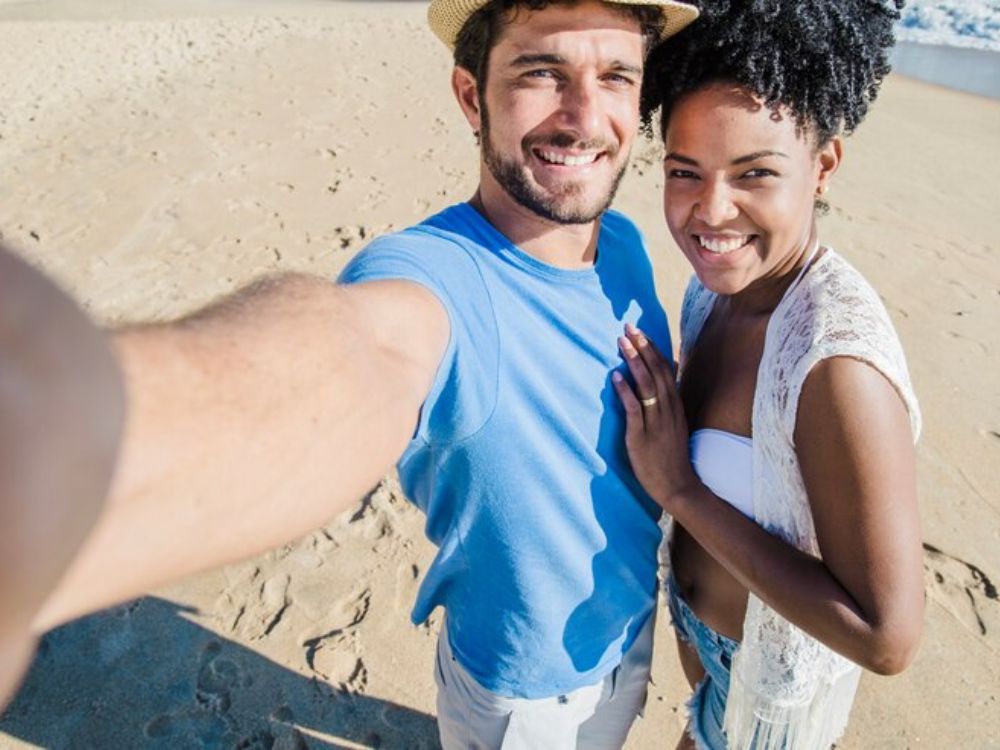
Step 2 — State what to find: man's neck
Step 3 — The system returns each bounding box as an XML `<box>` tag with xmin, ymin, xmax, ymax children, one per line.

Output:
<box><xmin>469</xmin><ymin>186</ymin><xmax>601</xmax><ymax>270</ymax></box>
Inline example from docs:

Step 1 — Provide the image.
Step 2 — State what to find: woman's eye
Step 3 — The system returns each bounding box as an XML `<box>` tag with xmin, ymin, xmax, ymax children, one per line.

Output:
<box><xmin>667</xmin><ymin>169</ymin><xmax>698</xmax><ymax>179</ymax></box>
<box><xmin>742</xmin><ymin>168</ymin><xmax>777</xmax><ymax>179</ymax></box>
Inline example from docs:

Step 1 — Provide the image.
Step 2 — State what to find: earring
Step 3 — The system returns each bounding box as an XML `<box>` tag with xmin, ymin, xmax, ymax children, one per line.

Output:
<box><xmin>816</xmin><ymin>185</ymin><xmax>827</xmax><ymax>196</ymax></box>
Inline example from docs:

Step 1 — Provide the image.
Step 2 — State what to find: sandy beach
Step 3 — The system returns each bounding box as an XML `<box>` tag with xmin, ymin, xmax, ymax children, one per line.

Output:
<box><xmin>0</xmin><ymin>1</ymin><xmax>998</xmax><ymax>747</ymax></box>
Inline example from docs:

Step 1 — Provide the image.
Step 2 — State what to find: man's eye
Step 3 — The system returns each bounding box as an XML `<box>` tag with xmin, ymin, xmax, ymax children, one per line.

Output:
<box><xmin>525</xmin><ymin>69</ymin><xmax>557</xmax><ymax>80</ymax></box>
<box><xmin>667</xmin><ymin>169</ymin><xmax>697</xmax><ymax>179</ymax></box>
<box><xmin>604</xmin><ymin>73</ymin><xmax>636</xmax><ymax>86</ymax></box>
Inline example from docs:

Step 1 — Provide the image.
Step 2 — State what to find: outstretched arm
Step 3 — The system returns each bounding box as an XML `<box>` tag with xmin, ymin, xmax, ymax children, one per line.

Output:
<box><xmin>613</xmin><ymin>324</ymin><xmax>923</xmax><ymax>675</ymax></box>
<box><xmin>33</xmin><ymin>274</ymin><xmax>449</xmax><ymax>632</ymax></box>
<box><xmin>0</xmin><ymin>246</ymin><xmax>124</xmax><ymax>705</ymax></box>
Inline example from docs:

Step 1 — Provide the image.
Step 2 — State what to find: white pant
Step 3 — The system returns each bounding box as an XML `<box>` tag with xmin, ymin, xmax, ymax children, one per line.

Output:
<box><xmin>434</xmin><ymin>615</ymin><xmax>654</xmax><ymax>750</ymax></box>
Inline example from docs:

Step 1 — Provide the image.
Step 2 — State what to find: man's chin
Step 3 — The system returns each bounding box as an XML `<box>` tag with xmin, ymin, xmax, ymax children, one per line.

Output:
<box><xmin>528</xmin><ymin>188</ymin><xmax>616</xmax><ymax>225</ymax></box>
<box><xmin>510</xmin><ymin>177</ymin><xmax>615</xmax><ymax>223</ymax></box>
<box><xmin>540</xmin><ymin>204</ymin><xmax>609</xmax><ymax>225</ymax></box>
<box><xmin>484</xmin><ymin>151</ymin><xmax>624</xmax><ymax>225</ymax></box>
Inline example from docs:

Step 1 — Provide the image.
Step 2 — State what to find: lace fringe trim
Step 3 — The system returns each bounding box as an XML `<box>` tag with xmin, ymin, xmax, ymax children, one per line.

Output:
<box><xmin>722</xmin><ymin>664</ymin><xmax>861</xmax><ymax>750</ymax></box>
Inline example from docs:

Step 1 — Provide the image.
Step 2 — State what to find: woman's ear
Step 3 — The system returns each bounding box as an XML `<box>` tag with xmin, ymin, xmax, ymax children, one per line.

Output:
<box><xmin>815</xmin><ymin>136</ymin><xmax>843</xmax><ymax>196</ymax></box>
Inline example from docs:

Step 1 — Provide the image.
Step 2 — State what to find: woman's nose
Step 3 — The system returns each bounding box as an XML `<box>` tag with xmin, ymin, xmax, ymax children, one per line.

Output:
<box><xmin>693</xmin><ymin>179</ymin><xmax>739</xmax><ymax>225</ymax></box>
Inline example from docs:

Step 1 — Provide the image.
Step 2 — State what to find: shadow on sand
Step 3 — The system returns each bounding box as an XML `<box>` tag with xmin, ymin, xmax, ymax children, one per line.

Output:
<box><xmin>1</xmin><ymin>597</ymin><xmax>440</xmax><ymax>749</ymax></box>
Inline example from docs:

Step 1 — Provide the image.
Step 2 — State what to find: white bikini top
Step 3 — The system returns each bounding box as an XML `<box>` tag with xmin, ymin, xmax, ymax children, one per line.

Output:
<box><xmin>683</xmin><ymin>242</ymin><xmax>824</xmax><ymax>523</ymax></box>
<box><xmin>689</xmin><ymin>428</ymin><xmax>754</xmax><ymax>519</ymax></box>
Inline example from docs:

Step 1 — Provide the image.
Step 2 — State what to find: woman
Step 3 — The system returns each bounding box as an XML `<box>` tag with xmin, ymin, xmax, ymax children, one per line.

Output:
<box><xmin>610</xmin><ymin>1</ymin><xmax>923</xmax><ymax>748</ymax></box>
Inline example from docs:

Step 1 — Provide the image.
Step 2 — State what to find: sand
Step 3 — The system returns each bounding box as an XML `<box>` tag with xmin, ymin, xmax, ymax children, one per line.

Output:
<box><xmin>0</xmin><ymin>1</ymin><xmax>998</xmax><ymax>747</ymax></box>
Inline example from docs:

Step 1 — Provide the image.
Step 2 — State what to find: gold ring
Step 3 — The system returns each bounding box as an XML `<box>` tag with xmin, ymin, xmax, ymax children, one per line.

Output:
<box><xmin>640</xmin><ymin>396</ymin><xmax>658</xmax><ymax>408</ymax></box>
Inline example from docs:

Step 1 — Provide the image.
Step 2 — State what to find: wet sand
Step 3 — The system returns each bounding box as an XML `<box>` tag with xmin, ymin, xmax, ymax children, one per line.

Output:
<box><xmin>891</xmin><ymin>40</ymin><xmax>1000</xmax><ymax>99</ymax></box>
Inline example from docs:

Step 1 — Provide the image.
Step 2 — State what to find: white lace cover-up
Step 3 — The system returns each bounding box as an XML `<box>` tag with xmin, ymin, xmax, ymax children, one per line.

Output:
<box><xmin>676</xmin><ymin>248</ymin><xmax>921</xmax><ymax>750</ymax></box>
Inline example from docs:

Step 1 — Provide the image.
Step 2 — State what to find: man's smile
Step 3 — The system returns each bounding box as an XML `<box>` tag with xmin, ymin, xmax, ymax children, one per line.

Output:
<box><xmin>532</xmin><ymin>147</ymin><xmax>604</xmax><ymax>167</ymax></box>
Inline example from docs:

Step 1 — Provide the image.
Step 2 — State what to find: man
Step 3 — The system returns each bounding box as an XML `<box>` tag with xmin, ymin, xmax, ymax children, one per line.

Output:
<box><xmin>0</xmin><ymin>246</ymin><xmax>124</xmax><ymax>707</ymax></box>
<box><xmin>3</xmin><ymin>0</ymin><xmax>698</xmax><ymax>745</ymax></box>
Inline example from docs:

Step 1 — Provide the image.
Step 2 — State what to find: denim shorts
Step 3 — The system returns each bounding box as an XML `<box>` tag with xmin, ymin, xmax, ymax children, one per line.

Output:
<box><xmin>665</xmin><ymin>572</ymin><xmax>740</xmax><ymax>750</ymax></box>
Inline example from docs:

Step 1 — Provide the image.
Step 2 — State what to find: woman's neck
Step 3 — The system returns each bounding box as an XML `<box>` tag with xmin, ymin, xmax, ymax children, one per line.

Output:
<box><xmin>727</xmin><ymin>229</ymin><xmax>819</xmax><ymax>318</ymax></box>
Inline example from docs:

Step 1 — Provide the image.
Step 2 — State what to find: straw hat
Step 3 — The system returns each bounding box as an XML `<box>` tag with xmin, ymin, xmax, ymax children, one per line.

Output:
<box><xmin>428</xmin><ymin>0</ymin><xmax>700</xmax><ymax>51</ymax></box>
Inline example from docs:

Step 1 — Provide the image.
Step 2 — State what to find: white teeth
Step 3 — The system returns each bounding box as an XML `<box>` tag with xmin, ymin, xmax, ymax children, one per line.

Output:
<box><xmin>697</xmin><ymin>235</ymin><xmax>751</xmax><ymax>254</ymax></box>
<box><xmin>538</xmin><ymin>150</ymin><xmax>599</xmax><ymax>166</ymax></box>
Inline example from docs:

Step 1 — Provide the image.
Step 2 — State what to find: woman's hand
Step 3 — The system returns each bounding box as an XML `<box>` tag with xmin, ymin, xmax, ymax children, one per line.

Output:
<box><xmin>611</xmin><ymin>324</ymin><xmax>700</xmax><ymax>511</ymax></box>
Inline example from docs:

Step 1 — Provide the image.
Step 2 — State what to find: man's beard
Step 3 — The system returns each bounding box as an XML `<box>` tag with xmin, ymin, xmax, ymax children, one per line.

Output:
<box><xmin>480</xmin><ymin>108</ymin><xmax>628</xmax><ymax>225</ymax></box>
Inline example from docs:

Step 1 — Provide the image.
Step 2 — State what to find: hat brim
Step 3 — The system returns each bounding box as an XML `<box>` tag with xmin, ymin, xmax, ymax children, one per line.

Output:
<box><xmin>428</xmin><ymin>0</ymin><xmax>699</xmax><ymax>51</ymax></box>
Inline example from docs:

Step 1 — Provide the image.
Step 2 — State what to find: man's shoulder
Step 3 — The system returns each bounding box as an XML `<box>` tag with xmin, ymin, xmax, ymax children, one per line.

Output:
<box><xmin>599</xmin><ymin>209</ymin><xmax>651</xmax><ymax>265</ymax></box>
<box><xmin>597</xmin><ymin>209</ymin><xmax>654</xmax><ymax>277</ymax></box>
<box><xmin>365</xmin><ymin>203</ymin><xmax>484</xmax><ymax>256</ymax></box>
<box><xmin>600</xmin><ymin>208</ymin><xmax>644</xmax><ymax>241</ymax></box>
<box><xmin>602</xmin><ymin>207</ymin><xmax>641</xmax><ymax>229</ymax></box>
<box><xmin>338</xmin><ymin>204</ymin><xmax>488</xmax><ymax>292</ymax></box>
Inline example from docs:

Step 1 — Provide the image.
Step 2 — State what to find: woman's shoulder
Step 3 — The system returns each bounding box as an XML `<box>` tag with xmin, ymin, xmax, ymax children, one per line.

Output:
<box><xmin>768</xmin><ymin>248</ymin><xmax>921</xmax><ymax>439</ymax></box>
<box><xmin>780</xmin><ymin>248</ymin><xmax>898</xmax><ymax>347</ymax></box>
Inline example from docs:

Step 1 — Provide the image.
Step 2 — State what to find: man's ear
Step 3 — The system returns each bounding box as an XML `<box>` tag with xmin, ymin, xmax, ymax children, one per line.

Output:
<box><xmin>452</xmin><ymin>66</ymin><xmax>483</xmax><ymax>134</ymax></box>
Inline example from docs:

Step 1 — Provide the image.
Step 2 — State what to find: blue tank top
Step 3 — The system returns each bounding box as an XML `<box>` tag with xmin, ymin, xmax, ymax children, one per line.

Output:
<box><xmin>339</xmin><ymin>203</ymin><xmax>671</xmax><ymax>698</ymax></box>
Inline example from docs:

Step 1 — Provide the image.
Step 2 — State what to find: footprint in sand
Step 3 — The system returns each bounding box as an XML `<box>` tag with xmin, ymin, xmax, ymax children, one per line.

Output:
<box><xmin>923</xmin><ymin>542</ymin><xmax>998</xmax><ymax>639</ymax></box>
<box><xmin>225</xmin><ymin>572</ymin><xmax>292</xmax><ymax>641</ymax></box>
<box><xmin>143</xmin><ymin>711</ymin><xmax>231</xmax><ymax>742</ymax></box>
<box><xmin>195</xmin><ymin>640</ymin><xmax>242</xmax><ymax>713</ymax></box>
<box><xmin>233</xmin><ymin>729</ymin><xmax>275</xmax><ymax>750</ymax></box>
<box><xmin>300</xmin><ymin>588</ymin><xmax>372</xmax><ymax>688</ymax></box>
<box><xmin>252</xmin><ymin>573</ymin><xmax>292</xmax><ymax>639</ymax></box>
<box><xmin>310</xmin><ymin>526</ymin><xmax>340</xmax><ymax>553</ymax></box>
<box><xmin>309</xmin><ymin>643</ymin><xmax>370</xmax><ymax>695</ymax></box>
<box><xmin>143</xmin><ymin>641</ymin><xmax>240</xmax><ymax>741</ymax></box>
<box><xmin>301</xmin><ymin>588</ymin><xmax>371</xmax><ymax>647</ymax></box>
<box><xmin>344</xmin><ymin>483</ymin><xmax>397</xmax><ymax>542</ymax></box>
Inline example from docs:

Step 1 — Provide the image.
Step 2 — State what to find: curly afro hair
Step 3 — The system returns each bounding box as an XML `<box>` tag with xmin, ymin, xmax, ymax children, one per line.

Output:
<box><xmin>640</xmin><ymin>0</ymin><xmax>905</xmax><ymax>143</ymax></box>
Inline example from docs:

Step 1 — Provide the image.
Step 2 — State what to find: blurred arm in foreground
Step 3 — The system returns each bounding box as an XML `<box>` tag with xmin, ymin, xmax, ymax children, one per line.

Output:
<box><xmin>0</xmin><ymin>245</ymin><xmax>124</xmax><ymax>705</ymax></box>
<box><xmin>1</xmin><ymin>244</ymin><xmax>448</xmax><ymax>704</ymax></box>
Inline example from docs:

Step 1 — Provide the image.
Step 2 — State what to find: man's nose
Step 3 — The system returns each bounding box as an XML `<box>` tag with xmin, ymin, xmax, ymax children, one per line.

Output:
<box><xmin>694</xmin><ymin>178</ymin><xmax>739</xmax><ymax>225</ymax></box>
<box><xmin>559</xmin><ymin>78</ymin><xmax>602</xmax><ymax>139</ymax></box>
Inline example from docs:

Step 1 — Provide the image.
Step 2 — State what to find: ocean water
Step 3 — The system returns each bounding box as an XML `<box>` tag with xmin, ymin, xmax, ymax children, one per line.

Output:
<box><xmin>894</xmin><ymin>1</ymin><xmax>1000</xmax><ymax>97</ymax></box>
<box><xmin>897</xmin><ymin>0</ymin><xmax>1000</xmax><ymax>50</ymax></box>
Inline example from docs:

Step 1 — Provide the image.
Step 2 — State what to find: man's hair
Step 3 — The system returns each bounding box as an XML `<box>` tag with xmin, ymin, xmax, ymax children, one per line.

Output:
<box><xmin>454</xmin><ymin>0</ymin><xmax>665</xmax><ymax>87</ymax></box>
<box><xmin>640</xmin><ymin>0</ymin><xmax>905</xmax><ymax>144</ymax></box>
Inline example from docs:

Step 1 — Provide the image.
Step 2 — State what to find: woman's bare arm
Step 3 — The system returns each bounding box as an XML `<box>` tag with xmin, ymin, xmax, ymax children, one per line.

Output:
<box><xmin>614</xmin><ymin>327</ymin><xmax>923</xmax><ymax>674</ymax></box>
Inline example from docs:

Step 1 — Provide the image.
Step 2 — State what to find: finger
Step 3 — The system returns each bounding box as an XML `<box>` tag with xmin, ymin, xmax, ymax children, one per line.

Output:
<box><xmin>624</xmin><ymin>325</ymin><xmax>673</xmax><ymax>402</ymax></box>
<box><xmin>629</xmin><ymin>325</ymin><xmax>675</xmax><ymax>369</ymax></box>
<box><xmin>612</xmin><ymin>370</ymin><xmax>645</xmax><ymax>444</ymax></box>
<box><xmin>619</xmin><ymin>336</ymin><xmax>660</xmax><ymax>427</ymax></box>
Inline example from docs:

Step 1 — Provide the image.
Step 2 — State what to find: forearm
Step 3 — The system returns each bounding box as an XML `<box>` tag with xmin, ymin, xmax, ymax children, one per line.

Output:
<box><xmin>34</xmin><ymin>275</ymin><xmax>434</xmax><ymax>632</ymax></box>
<box><xmin>670</xmin><ymin>486</ymin><xmax>916</xmax><ymax>674</ymax></box>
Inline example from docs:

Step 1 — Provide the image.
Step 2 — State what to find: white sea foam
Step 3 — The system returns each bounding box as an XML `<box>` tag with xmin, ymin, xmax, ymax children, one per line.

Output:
<box><xmin>896</xmin><ymin>0</ymin><xmax>1000</xmax><ymax>51</ymax></box>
